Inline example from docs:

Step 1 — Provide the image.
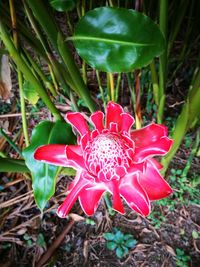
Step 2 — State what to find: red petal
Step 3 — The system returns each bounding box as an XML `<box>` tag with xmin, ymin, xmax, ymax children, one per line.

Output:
<box><xmin>120</xmin><ymin>113</ymin><xmax>134</xmax><ymax>133</ymax></box>
<box><xmin>66</xmin><ymin>145</ymin><xmax>85</xmax><ymax>169</ymax></box>
<box><xmin>57</xmin><ymin>173</ymin><xmax>89</xmax><ymax>218</ymax></box>
<box><xmin>131</xmin><ymin>123</ymin><xmax>168</xmax><ymax>147</ymax></box>
<box><xmin>34</xmin><ymin>144</ymin><xmax>69</xmax><ymax>167</ymax></box>
<box><xmin>106</xmin><ymin>101</ymin><xmax>123</xmax><ymax>130</ymax></box>
<box><xmin>139</xmin><ymin>161</ymin><xmax>173</xmax><ymax>200</ymax></box>
<box><xmin>107</xmin><ymin>180</ymin><xmax>124</xmax><ymax>214</ymax></box>
<box><xmin>109</xmin><ymin>122</ymin><xmax>118</xmax><ymax>132</ymax></box>
<box><xmin>90</xmin><ymin>111</ymin><xmax>104</xmax><ymax>132</ymax></box>
<box><xmin>133</xmin><ymin>137</ymin><xmax>173</xmax><ymax>162</ymax></box>
<box><xmin>79</xmin><ymin>186</ymin><xmax>105</xmax><ymax>216</ymax></box>
<box><xmin>128</xmin><ymin>162</ymin><xmax>144</xmax><ymax>173</ymax></box>
<box><xmin>120</xmin><ymin>173</ymin><xmax>150</xmax><ymax>216</ymax></box>
<box><xmin>80</xmin><ymin>132</ymin><xmax>90</xmax><ymax>150</ymax></box>
<box><xmin>66</xmin><ymin>112</ymin><xmax>89</xmax><ymax>136</ymax></box>
<box><xmin>148</xmin><ymin>158</ymin><xmax>163</xmax><ymax>170</ymax></box>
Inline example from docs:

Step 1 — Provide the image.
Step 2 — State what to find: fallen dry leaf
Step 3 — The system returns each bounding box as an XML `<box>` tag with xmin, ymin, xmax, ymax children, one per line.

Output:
<box><xmin>0</xmin><ymin>55</ymin><xmax>12</xmax><ymax>100</ymax></box>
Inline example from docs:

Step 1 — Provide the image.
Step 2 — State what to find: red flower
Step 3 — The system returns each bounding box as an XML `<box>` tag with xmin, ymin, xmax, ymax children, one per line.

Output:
<box><xmin>34</xmin><ymin>102</ymin><xmax>173</xmax><ymax>217</ymax></box>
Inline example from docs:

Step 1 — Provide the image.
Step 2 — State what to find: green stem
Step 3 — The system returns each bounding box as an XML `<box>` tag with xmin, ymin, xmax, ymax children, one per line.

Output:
<box><xmin>57</xmin><ymin>33</ymin><xmax>96</xmax><ymax>112</ymax></box>
<box><xmin>66</xmin><ymin>11</ymin><xmax>73</xmax><ymax>35</ymax></box>
<box><xmin>104</xmin><ymin>192</ymin><xmax>115</xmax><ymax>216</ymax></box>
<box><xmin>0</xmin><ymin>128</ymin><xmax>22</xmax><ymax>156</ymax></box>
<box><xmin>168</xmin><ymin>0</ymin><xmax>189</xmax><ymax>55</ymax></box>
<box><xmin>96</xmin><ymin>70</ymin><xmax>106</xmax><ymax>109</ymax></box>
<box><xmin>182</xmin><ymin>131</ymin><xmax>200</xmax><ymax>178</ymax></box>
<box><xmin>23</xmin><ymin>50</ymin><xmax>57</xmax><ymax>97</ymax></box>
<box><xmin>26</xmin><ymin>0</ymin><xmax>96</xmax><ymax>112</ymax></box>
<box><xmin>150</xmin><ymin>60</ymin><xmax>159</xmax><ymax>106</ymax></box>
<box><xmin>23</xmin><ymin>0</ymin><xmax>71</xmax><ymax>96</ymax></box>
<box><xmin>158</xmin><ymin>0</ymin><xmax>168</xmax><ymax>123</ymax></box>
<box><xmin>18</xmin><ymin>71</ymin><xmax>30</xmax><ymax>146</ymax></box>
<box><xmin>109</xmin><ymin>73</ymin><xmax>115</xmax><ymax>102</ymax></box>
<box><xmin>9</xmin><ymin>0</ymin><xmax>29</xmax><ymax>146</ymax></box>
<box><xmin>115</xmin><ymin>73</ymin><xmax>121</xmax><ymax>102</ymax></box>
<box><xmin>0</xmin><ymin>20</ymin><xmax>62</xmax><ymax>121</ymax></box>
<box><xmin>0</xmin><ymin>2</ymin><xmax>46</xmax><ymax>59</ymax></box>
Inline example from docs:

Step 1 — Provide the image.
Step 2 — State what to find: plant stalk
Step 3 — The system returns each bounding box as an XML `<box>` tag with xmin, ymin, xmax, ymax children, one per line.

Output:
<box><xmin>9</xmin><ymin>0</ymin><xmax>29</xmax><ymax>146</ymax></box>
<box><xmin>158</xmin><ymin>0</ymin><xmax>168</xmax><ymax>123</ymax></box>
<box><xmin>0</xmin><ymin>20</ymin><xmax>62</xmax><ymax>121</ymax></box>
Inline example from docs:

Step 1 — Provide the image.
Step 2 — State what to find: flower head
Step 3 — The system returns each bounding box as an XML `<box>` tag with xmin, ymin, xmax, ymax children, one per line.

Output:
<box><xmin>34</xmin><ymin>102</ymin><xmax>173</xmax><ymax>217</ymax></box>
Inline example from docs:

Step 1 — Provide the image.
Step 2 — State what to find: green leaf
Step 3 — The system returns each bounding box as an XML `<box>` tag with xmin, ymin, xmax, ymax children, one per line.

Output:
<box><xmin>121</xmin><ymin>245</ymin><xmax>129</xmax><ymax>255</ymax></box>
<box><xmin>124</xmin><ymin>234</ymin><xmax>134</xmax><ymax>240</ymax></box>
<box><xmin>103</xmin><ymin>233</ymin><xmax>115</xmax><ymax>241</ymax></box>
<box><xmin>0</xmin><ymin>158</ymin><xmax>29</xmax><ymax>173</ymax></box>
<box><xmin>36</xmin><ymin>233</ymin><xmax>46</xmax><ymax>247</ymax></box>
<box><xmin>115</xmin><ymin>246</ymin><xmax>124</xmax><ymax>258</ymax></box>
<box><xmin>22</xmin><ymin>121</ymin><xmax>75</xmax><ymax>210</ymax></box>
<box><xmin>115</xmin><ymin>230</ymin><xmax>124</xmax><ymax>243</ymax></box>
<box><xmin>23</xmin><ymin>80</ymin><xmax>39</xmax><ymax>105</ymax></box>
<box><xmin>125</xmin><ymin>239</ymin><xmax>137</xmax><ymax>248</ymax></box>
<box><xmin>49</xmin><ymin>0</ymin><xmax>77</xmax><ymax>12</ymax></box>
<box><xmin>72</xmin><ymin>7</ymin><xmax>165</xmax><ymax>72</ymax></box>
<box><xmin>192</xmin><ymin>230</ymin><xmax>199</xmax><ymax>239</ymax></box>
<box><xmin>106</xmin><ymin>241</ymin><xmax>117</xmax><ymax>250</ymax></box>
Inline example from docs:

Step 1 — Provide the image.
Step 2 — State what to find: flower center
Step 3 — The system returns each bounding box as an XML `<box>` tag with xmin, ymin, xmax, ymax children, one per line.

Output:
<box><xmin>84</xmin><ymin>133</ymin><xmax>132</xmax><ymax>180</ymax></box>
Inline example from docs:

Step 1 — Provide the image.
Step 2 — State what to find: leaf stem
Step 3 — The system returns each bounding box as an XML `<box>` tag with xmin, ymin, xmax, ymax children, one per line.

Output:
<box><xmin>115</xmin><ymin>73</ymin><xmax>121</xmax><ymax>102</ymax></box>
<box><xmin>109</xmin><ymin>73</ymin><xmax>115</xmax><ymax>102</ymax></box>
<box><xmin>96</xmin><ymin>70</ymin><xmax>106</xmax><ymax>109</ymax></box>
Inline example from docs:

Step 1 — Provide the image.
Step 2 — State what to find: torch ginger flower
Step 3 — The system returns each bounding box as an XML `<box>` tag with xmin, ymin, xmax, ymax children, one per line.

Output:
<box><xmin>34</xmin><ymin>102</ymin><xmax>173</xmax><ymax>217</ymax></box>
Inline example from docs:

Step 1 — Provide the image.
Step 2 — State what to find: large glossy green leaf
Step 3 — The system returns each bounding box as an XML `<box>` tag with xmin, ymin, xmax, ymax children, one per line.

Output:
<box><xmin>22</xmin><ymin>121</ymin><xmax>76</xmax><ymax>210</ymax></box>
<box><xmin>72</xmin><ymin>7</ymin><xmax>165</xmax><ymax>72</ymax></box>
<box><xmin>49</xmin><ymin>0</ymin><xmax>77</xmax><ymax>11</ymax></box>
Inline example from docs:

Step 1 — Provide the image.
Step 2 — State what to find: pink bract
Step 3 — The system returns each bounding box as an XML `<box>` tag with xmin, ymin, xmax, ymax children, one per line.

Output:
<box><xmin>34</xmin><ymin>102</ymin><xmax>173</xmax><ymax>217</ymax></box>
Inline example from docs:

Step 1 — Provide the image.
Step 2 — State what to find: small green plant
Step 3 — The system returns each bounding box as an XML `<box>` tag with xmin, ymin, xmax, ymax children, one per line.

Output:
<box><xmin>147</xmin><ymin>209</ymin><xmax>166</xmax><ymax>229</ymax></box>
<box><xmin>103</xmin><ymin>228</ymin><xmax>137</xmax><ymax>259</ymax></box>
<box><xmin>36</xmin><ymin>233</ymin><xmax>46</xmax><ymax>248</ymax></box>
<box><xmin>170</xmin><ymin>169</ymin><xmax>199</xmax><ymax>205</ymax></box>
<box><xmin>148</xmin><ymin>167</ymin><xmax>199</xmax><ymax>228</ymax></box>
<box><xmin>23</xmin><ymin>233</ymin><xmax>32</xmax><ymax>246</ymax></box>
<box><xmin>176</xmin><ymin>248</ymin><xmax>191</xmax><ymax>267</ymax></box>
<box><xmin>85</xmin><ymin>218</ymin><xmax>96</xmax><ymax>226</ymax></box>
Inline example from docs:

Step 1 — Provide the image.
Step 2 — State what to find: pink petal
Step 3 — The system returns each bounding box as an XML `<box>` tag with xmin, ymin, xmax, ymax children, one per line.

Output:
<box><xmin>120</xmin><ymin>173</ymin><xmax>150</xmax><ymax>216</ymax></box>
<box><xmin>106</xmin><ymin>101</ymin><xmax>123</xmax><ymax>130</ymax></box>
<box><xmin>120</xmin><ymin>113</ymin><xmax>134</xmax><ymax>133</ymax></box>
<box><xmin>80</xmin><ymin>132</ymin><xmax>90</xmax><ymax>150</ymax></box>
<box><xmin>148</xmin><ymin>158</ymin><xmax>163</xmax><ymax>170</ymax></box>
<box><xmin>79</xmin><ymin>186</ymin><xmax>105</xmax><ymax>216</ymax></box>
<box><xmin>131</xmin><ymin>123</ymin><xmax>168</xmax><ymax>147</ymax></box>
<box><xmin>90</xmin><ymin>111</ymin><xmax>104</xmax><ymax>132</ymax></box>
<box><xmin>66</xmin><ymin>145</ymin><xmax>85</xmax><ymax>169</ymax></box>
<box><xmin>66</xmin><ymin>112</ymin><xmax>89</xmax><ymax>136</ymax></box>
<box><xmin>133</xmin><ymin>137</ymin><xmax>173</xmax><ymax>162</ymax></box>
<box><xmin>57</xmin><ymin>172</ymin><xmax>89</xmax><ymax>218</ymax></box>
<box><xmin>107</xmin><ymin>180</ymin><xmax>124</xmax><ymax>214</ymax></box>
<box><xmin>109</xmin><ymin>122</ymin><xmax>118</xmax><ymax>132</ymax></box>
<box><xmin>34</xmin><ymin>144</ymin><xmax>69</xmax><ymax>167</ymax></box>
<box><xmin>139</xmin><ymin>161</ymin><xmax>173</xmax><ymax>200</ymax></box>
<box><xmin>128</xmin><ymin>162</ymin><xmax>144</xmax><ymax>174</ymax></box>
